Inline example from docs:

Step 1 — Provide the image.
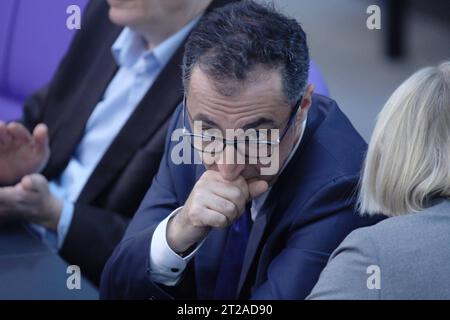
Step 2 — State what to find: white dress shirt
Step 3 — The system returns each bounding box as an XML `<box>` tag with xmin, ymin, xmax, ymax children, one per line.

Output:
<box><xmin>150</xmin><ymin>118</ymin><xmax>307</xmax><ymax>285</ymax></box>
<box><xmin>28</xmin><ymin>16</ymin><xmax>201</xmax><ymax>251</ymax></box>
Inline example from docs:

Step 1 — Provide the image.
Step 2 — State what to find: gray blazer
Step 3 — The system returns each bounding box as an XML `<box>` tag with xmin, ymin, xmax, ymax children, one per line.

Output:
<box><xmin>307</xmin><ymin>198</ymin><xmax>450</xmax><ymax>300</ymax></box>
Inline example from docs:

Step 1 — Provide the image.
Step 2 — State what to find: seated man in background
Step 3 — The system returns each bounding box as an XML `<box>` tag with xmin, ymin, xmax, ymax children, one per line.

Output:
<box><xmin>100</xmin><ymin>1</ymin><xmax>384</xmax><ymax>300</ymax></box>
<box><xmin>0</xmin><ymin>0</ymin><xmax>232</xmax><ymax>285</ymax></box>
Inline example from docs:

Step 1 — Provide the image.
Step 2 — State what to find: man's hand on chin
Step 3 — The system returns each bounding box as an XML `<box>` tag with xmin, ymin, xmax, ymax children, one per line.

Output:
<box><xmin>0</xmin><ymin>174</ymin><xmax>62</xmax><ymax>230</ymax></box>
<box><xmin>166</xmin><ymin>170</ymin><xmax>268</xmax><ymax>254</ymax></box>
<box><xmin>0</xmin><ymin>122</ymin><xmax>50</xmax><ymax>185</ymax></box>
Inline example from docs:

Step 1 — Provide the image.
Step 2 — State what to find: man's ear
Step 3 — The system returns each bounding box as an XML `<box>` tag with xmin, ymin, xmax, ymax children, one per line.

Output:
<box><xmin>296</xmin><ymin>84</ymin><xmax>314</xmax><ymax>124</ymax></box>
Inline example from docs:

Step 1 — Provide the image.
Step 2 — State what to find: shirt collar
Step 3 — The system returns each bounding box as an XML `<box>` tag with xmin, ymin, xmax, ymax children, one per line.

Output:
<box><xmin>251</xmin><ymin>116</ymin><xmax>308</xmax><ymax>218</ymax></box>
<box><xmin>112</xmin><ymin>14</ymin><xmax>202</xmax><ymax>70</ymax></box>
<box><xmin>153</xmin><ymin>14</ymin><xmax>202</xmax><ymax>68</ymax></box>
<box><xmin>112</xmin><ymin>27</ymin><xmax>147</xmax><ymax>68</ymax></box>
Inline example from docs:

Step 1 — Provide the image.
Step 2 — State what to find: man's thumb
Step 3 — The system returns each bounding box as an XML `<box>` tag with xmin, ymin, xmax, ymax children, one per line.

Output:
<box><xmin>20</xmin><ymin>174</ymin><xmax>45</xmax><ymax>192</ymax></box>
<box><xmin>248</xmin><ymin>180</ymin><xmax>269</xmax><ymax>199</ymax></box>
<box><xmin>33</xmin><ymin>123</ymin><xmax>49</xmax><ymax>149</ymax></box>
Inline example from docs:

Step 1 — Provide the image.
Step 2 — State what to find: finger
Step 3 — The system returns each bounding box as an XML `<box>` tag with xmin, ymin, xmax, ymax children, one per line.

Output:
<box><xmin>208</xmin><ymin>173</ymin><xmax>250</xmax><ymax>203</ymax></box>
<box><xmin>13</xmin><ymin>179</ymin><xmax>41</xmax><ymax>205</ymax></box>
<box><xmin>20</xmin><ymin>174</ymin><xmax>46</xmax><ymax>192</ymax></box>
<box><xmin>230</xmin><ymin>175</ymin><xmax>248</xmax><ymax>189</ymax></box>
<box><xmin>32</xmin><ymin>123</ymin><xmax>49</xmax><ymax>147</ymax></box>
<box><xmin>7</xmin><ymin>122</ymin><xmax>32</xmax><ymax>148</ymax></box>
<box><xmin>248</xmin><ymin>180</ymin><xmax>269</xmax><ymax>199</ymax></box>
<box><xmin>201</xmin><ymin>170</ymin><xmax>224</xmax><ymax>183</ymax></box>
<box><xmin>231</xmin><ymin>176</ymin><xmax>250</xmax><ymax>200</ymax></box>
<box><xmin>19</xmin><ymin>175</ymin><xmax>35</xmax><ymax>192</ymax></box>
<box><xmin>0</xmin><ymin>187</ymin><xmax>18</xmax><ymax>220</ymax></box>
<box><xmin>230</xmin><ymin>176</ymin><xmax>251</xmax><ymax>202</ymax></box>
<box><xmin>0</xmin><ymin>185</ymin><xmax>30</xmax><ymax>219</ymax></box>
<box><xmin>198</xmin><ymin>171</ymin><xmax>248</xmax><ymax>212</ymax></box>
<box><xmin>32</xmin><ymin>124</ymin><xmax>50</xmax><ymax>161</ymax></box>
<box><xmin>199</xmin><ymin>208</ymin><xmax>230</xmax><ymax>229</ymax></box>
<box><xmin>0</xmin><ymin>186</ymin><xmax>20</xmax><ymax>203</ymax></box>
<box><xmin>202</xmin><ymin>193</ymin><xmax>240</xmax><ymax>223</ymax></box>
<box><xmin>0</xmin><ymin>121</ymin><xmax>12</xmax><ymax>149</ymax></box>
<box><xmin>207</xmin><ymin>183</ymin><xmax>246</xmax><ymax>214</ymax></box>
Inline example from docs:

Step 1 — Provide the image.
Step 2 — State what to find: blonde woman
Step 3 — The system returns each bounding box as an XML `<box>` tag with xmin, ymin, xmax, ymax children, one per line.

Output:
<box><xmin>307</xmin><ymin>62</ymin><xmax>450</xmax><ymax>300</ymax></box>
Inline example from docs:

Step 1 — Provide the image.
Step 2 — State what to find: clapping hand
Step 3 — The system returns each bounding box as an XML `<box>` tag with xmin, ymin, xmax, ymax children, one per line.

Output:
<box><xmin>0</xmin><ymin>122</ymin><xmax>50</xmax><ymax>185</ymax></box>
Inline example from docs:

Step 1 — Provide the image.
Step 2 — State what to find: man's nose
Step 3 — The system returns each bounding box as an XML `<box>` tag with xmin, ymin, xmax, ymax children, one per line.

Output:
<box><xmin>216</xmin><ymin>144</ymin><xmax>245</xmax><ymax>181</ymax></box>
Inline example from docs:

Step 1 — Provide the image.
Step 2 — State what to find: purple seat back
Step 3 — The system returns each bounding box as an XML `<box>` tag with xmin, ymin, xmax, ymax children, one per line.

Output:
<box><xmin>0</xmin><ymin>0</ymin><xmax>18</xmax><ymax>94</ymax></box>
<box><xmin>7</xmin><ymin>0</ymin><xmax>89</xmax><ymax>99</ymax></box>
<box><xmin>0</xmin><ymin>0</ymin><xmax>88</xmax><ymax>121</ymax></box>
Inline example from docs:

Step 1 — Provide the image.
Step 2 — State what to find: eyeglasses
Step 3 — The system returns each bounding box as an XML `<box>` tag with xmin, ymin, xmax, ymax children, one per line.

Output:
<box><xmin>181</xmin><ymin>95</ymin><xmax>303</xmax><ymax>160</ymax></box>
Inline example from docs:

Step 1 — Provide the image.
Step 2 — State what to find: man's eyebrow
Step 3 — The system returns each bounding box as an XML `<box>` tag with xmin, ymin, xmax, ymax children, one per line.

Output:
<box><xmin>192</xmin><ymin>114</ymin><xmax>219</xmax><ymax>127</ymax></box>
<box><xmin>192</xmin><ymin>114</ymin><xmax>275</xmax><ymax>130</ymax></box>
<box><xmin>242</xmin><ymin>118</ymin><xmax>275</xmax><ymax>130</ymax></box>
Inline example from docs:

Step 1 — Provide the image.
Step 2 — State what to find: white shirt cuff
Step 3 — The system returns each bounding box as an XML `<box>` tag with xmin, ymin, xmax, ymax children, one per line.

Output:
<box><xmin>26</xmin><ymin>187</ymin><xmax>74</xmax><ymax>251</ymax></box>
<box><xmin>48</xmin><ymin>182</ymin><xmax>75</xmax><ymax>250</ymax></box>
<box><xmin>149</xmin><ymin>206</ymin><xmax>205</xmax><ymax>286</ymax></box>
<box><xmin>56</xmin><ymin>199</ymin><xmax>75</xmax><ymax>250</ymax></box>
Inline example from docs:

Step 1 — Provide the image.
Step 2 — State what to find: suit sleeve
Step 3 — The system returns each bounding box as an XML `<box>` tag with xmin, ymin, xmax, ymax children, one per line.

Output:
<box><xmin>306</xmin><ymin>228</ymin><xmax>381</xmax><ymax>300</ymax></box>
<box><xmin>59</xmin><ymin>203</ymin><xmax>130</xmax><ymax>286</ymax></box>
<box><xmin>249</xmin><ymin>176</ymin><xmax>383</xmax><ymax>300</ymax></box>
<box><xmin>99</xmin><ymin>106</ymin><xmax>197</xmax><ymax>299</ymax></box>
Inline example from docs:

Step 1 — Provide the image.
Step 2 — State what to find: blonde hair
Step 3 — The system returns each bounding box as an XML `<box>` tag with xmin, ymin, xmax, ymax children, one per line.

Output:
<box><xmin>359</xmin><ymin>61</ymin><xmax>450</xmax><ymax>216</ymax></box>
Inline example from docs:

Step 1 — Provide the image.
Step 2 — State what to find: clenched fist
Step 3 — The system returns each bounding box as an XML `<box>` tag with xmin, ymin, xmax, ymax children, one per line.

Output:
<box><xmin>167</xmin><ymin>170</ymin><xmax>268</xmax><ymax>254</ymax></box>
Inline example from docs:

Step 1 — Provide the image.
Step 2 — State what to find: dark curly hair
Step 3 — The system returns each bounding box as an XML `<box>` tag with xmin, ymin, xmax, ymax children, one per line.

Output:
<box><xmin>182</xmin><ymin>0</ymin><xmax>310</xmax><ymax>105</ymax></box>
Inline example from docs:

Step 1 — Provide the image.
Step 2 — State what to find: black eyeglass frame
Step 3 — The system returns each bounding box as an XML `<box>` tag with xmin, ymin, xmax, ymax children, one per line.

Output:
<box><xmin>181</xmin><ymin>94</ymin><xmax>303</xmax><ymax>156</ymax></box>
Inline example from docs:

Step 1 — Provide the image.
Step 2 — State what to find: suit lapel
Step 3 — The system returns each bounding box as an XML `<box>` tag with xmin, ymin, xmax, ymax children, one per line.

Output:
<box><xmin>78</xmin><ymin>44</ymin><xmax>186</xmax><ymax>203</ymax></box>
<box><xmin>235</xmin><ymin>101</ymin><xmax>323</xmax><ymax>297</ymax></box>
<box><xmin>45</xmin><ymin>28</ymin><xmax>121</xmax><ymax>178</ymax></box>
<box><xmin>195</xmin><ymin>227</ymin><xmax>229</xmax><ymax>299</ymax></box>
<box><xmin>237</xmin><ymin>199</ymin><xmax>277</xmax><ymax>297</ymax></box>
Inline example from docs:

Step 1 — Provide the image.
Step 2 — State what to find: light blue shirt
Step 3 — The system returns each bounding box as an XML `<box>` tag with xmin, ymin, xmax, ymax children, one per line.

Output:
<box><xmin>30</xmin><ymin>16</ymin><xmax>201</xmax><ymax>250</ymax></box>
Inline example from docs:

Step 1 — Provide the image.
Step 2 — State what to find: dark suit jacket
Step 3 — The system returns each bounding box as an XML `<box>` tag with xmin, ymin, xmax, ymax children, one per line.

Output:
<box><xmin>100</xmin><ymin>94</ymin><xmax>385</xmax><ymax>300</ymax></box>
<box><xmin>22</xmin><ymin>0</ymin><xmax>234</xmax><ymax>285</ymax></box>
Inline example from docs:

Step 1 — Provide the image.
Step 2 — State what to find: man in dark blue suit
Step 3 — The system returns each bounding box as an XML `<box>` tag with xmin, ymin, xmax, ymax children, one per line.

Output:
<box><xmin>100</xmin><ymin>1</ymin><xmax>384</xmax><ymax>300</ymax></box>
